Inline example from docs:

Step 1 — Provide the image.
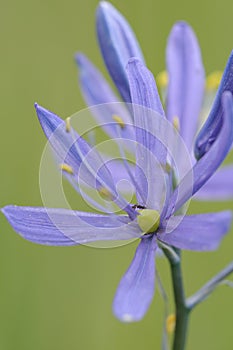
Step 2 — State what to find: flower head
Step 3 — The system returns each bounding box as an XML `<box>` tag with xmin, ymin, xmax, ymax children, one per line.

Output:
<box><xmin>2</xmin><ymin>60</ymin><xmax>233</xmax><ymax>321</ymax></box>
<box><xmin>2</xmin><ymin>1</ymin><xmax>233</xmax><ymax>323</ymax></box>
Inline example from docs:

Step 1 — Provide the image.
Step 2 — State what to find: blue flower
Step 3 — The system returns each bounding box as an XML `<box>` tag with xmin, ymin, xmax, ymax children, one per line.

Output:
<box><xmin>2</xmin><ymin>1</ymin><xmax>233</xmax><ymax>323</ymax></box>
<box><xmin>2</xmin><ymin>59</ymin><xmax>233</xmax><ymax>321</ymax></box>
<box><xmin>76</xmin><ymin>1</ymin><xmax>233</xmax><ymax>200</ymax></box>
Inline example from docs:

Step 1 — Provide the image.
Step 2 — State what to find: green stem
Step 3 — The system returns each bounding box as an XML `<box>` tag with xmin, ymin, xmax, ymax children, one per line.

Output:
<box><xmin>170</xmin><ymin>258</ymin><xmax>190</xmax><ymax>350</ymax></box>
<box><xmin>162</xmin><ymin>245</ymin><xmax>233</xmax><ymax>350</ymax></box>
<box><xmin>163</xmin><ymin>247</ymin><xmax>190</xmax><ymax>350</ymax></box>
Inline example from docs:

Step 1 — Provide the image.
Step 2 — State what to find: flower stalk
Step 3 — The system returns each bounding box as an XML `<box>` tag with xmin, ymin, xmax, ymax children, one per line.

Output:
<box><xmin>168</xmin><ymin>253</ymin><xmax>190</xmax><ymax>350</ymax></box>
<box><xmin>187</xmin><ymin>261</ymin><xmax>233</xmax><ymax>310</ymax></box>
<box><xmin>165</xmin><ymin>251</ymin><xmax>233</xmax><ymax>350</ymax></box>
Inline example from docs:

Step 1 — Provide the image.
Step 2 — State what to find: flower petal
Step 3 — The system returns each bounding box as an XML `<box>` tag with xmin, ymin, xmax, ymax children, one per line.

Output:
<box><xmin>166</xmin><ymin>21</ymin><xmax>205</xmax><ymax>151</ymax></box>
<box><xmin>96</xmin><ymin>1</ymin><xmax>144</xmax><ymax>102</ymax></box>
<box><xmin>126</xmin><ymin>58</ymin><xmax>167</xmax><ymax>210</ymax></box>
<box><xmin>75</xmin><ymin>53</ymin><xmax>133</xmax><ymax>140</ymax></box>
<box><xmin>158</xmin><ymin>211</ymin><xmax>232</xmax><ymax>251</ymax></box>
<box><xmin>104</xmin><ymin>157</ymin><xmax>135</xmax><ymax>193</ymax></box>
<box><xmin>35</xmin><ymin>103</ymin><xmax>89</xmax><ymax>173</ymax></box>
<box><xmin>113</xmin><ymin>236</ymin><xmax>157</xmax><ymax>322</ymax></box>
<box><xmin>195</xmin><ymin>165</ymin><xmax>233</xmax><ymax>200</ymax></box>
<box><xmin>167</xmin><ymin>91</ymin><xmax>233</xmax><ymax>214</ymax></box>
<box><xmin>2</xmin><ymin>205</ymin><xmax>141</xmax><ymax>245</ymax></box>
<box><xmin>76</xmin><ymin>53</ymin><xmax>119</xmax><ymax>105</ymax></box>
<box><xmin>35</xmin><ymin>104</ymin><xmax>136</xmax><ymax>218</ymax></box>
<box><xmin>126</xmin><ymin>58</ymin><xmax>165</xmax><ymax>116</ymax></box>
<box><xmin>195</xmin><ymin>51</ymin><xmax>233</xmax><ymax>159</ymax></box>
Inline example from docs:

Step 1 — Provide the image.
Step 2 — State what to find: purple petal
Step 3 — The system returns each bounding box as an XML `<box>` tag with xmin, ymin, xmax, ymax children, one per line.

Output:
<box><xmin>76</xmin><ymin>53</ymin><xmax>119</xmax><ymax>105</ymax></box>
<box><xmin>126</xmin><ymin>58</ymin><xmax>165</xmax><ymax>116</ymax></box>
<box><xmin>113</xmin><ymin>236</ymin><xmax>157</xmax><ymax>322</ymax></box>
<box><xmin>158</xmin><ymin>211</ymin><xmax>232</xmax><ymax>251</ymax></box>
<box><xmin>75</xmin><ymin>53</ymin><xmax>134</xmax><ymax>141</ymax></box>
<box><xmin>35</xmin><ymin>103</ymin><xmax>89</xmax><ymax>173</ymax></box>
<box><xmin>126</xmin><ymin>58</ymin><xmax>167</xmax><ymax>210</ymax></box>
<box><xmin>167</xmin><ymin>91</ymin><xmax>233</xmax><ymax>214</ymax></box>
<box><xmin>35</xmin><ymin>104</ymin><xmax>136</xmax><ymax>218</ymax></box>
<box><xmin>104</xmin><ymin>158</ymin><xmax>135</xmax><ymax>193</ymax></box>
<box><xmin>195</xmin><ymin>165</ymin><xmax>233</xmax><ymax>200</ymax></box>
<box><xmin>195</xmin><ymin>51</ymin><xmax>233</xmax><ymax>159</ymax></box>
<box><xmin>2</xmin><ymin>205</ymin><xmax>141</xmax><ymax>246</ymax></box>
<box><xmin>166</xmin><ymin>21</ymin><xmax>205</xmax><ymax>151</ymax></box>
<box><xmin>96</xmin><ymin>1</ymin><xmax>144</xmax><ymax>102</ymax></box>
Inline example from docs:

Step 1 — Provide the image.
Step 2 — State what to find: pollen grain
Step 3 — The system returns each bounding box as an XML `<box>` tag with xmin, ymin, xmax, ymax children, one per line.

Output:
<box><xmin>60</xmin><ymin>163</ymin><xmax>74</xmax><ymax>175</ymax></box>
<box><xmin>112</xmin><ymin>115</ymin><xmax>125</xmax><ymax>129</ymax></box>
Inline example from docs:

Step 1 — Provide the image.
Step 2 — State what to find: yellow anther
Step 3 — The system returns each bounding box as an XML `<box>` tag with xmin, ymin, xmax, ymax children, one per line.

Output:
<box><xmin>206</xmin><ymin>71</ymin><xmax>222</xmax><ymax>91</ymax></box>
<box><xmin>156</xmin><ymin>70</ymin><xmax>168</xmax><ymax>89</ymax></box>
<box><xmin>60</xmin><ymin>163</ymin><xmax>74</xmax><ymax>175</ymax></box>
<box><xmin>166</xmin><ymin>314</ymin><xmax>176</xmax><ymax>334</ymax></box>
<box><xmin>98</xmin><ymin>187</ymin><xmax>113</xmax><ymax>200</ymax></box>
<box><xmin>112</xmin><ymin>114</ymin><xmax>125</xmax><ymax>129</ymax></box>
<box><xmin>65</xmin><ymin>117</ymin><xmax>71</xmax><ymax>132</ymax></box>
<box><xmin>173</xmin><ymin>116</ymin><xmax>180</xmax><ymax>132</ymax></box>
<box><xmin>137</xmin><ymin>209</ymin><xmax>160</xmax><ymax>234</ymax></box>
<box><xmin>162</xmin><ymin>162</ymin><xmax>172</xmax><ymax>173</ymax></box>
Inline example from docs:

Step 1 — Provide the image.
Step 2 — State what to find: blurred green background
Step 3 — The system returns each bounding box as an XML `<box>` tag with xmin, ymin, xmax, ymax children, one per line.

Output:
<box><xmin>0</xmin><ymin>0</ymin><xmax>233</xmax><ymax>349</ymax></box>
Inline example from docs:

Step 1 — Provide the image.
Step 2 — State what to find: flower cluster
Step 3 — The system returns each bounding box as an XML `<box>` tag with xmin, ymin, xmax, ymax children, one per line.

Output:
<box><xmin>2</xmin><ymin>1</ymin><xmax>233</xmax><ymax>324</ymax></box>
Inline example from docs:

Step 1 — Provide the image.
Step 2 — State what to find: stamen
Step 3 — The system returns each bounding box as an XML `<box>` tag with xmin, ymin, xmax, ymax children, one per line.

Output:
<box><xmin>66</xmin><ymin>117</ymin><xmax>135</xmax><ymax>218</ymax></box>
<box><xmin>137</xmin><ymin>209</ymin><xmax>160</xmax><ymax>234</ymax></box>
<box><xmin>206</xmin><ymin>71</ymin><xmax>222</xmax><ymax>91</ymax></box>
<box><xmin>166</xmin><ymin>314</ymin><xmax>176</xmax><ymax>334</ymax></box>
<box><xmin>68</xmin><ymin>127</ymin><xmax>116</xmax><ymax>200</ymax></box>
<box><xmin>112</xmin><ymin>114</ymin><xmax>125</xmax><ymax>129</ymax></box>
<box><xmin>172</xmin><ymin>116</ymin><xmax>180</xmax><ymax>132</ymax></box>
<box><xmin>98</xmin><ymin>186</ymin><xmax>113</xmax><ymax>201</ymax></box>
<box><xmin>162</xmin><ymin>162</ymin><xmax>172</xmax><ymax>174</ymax></box>
<box><xmin>60</xmin><ymin>163</ymin><xmax>74</xmax><ymax>175</ymax></box>
<box><xmin>65</xmin><ymin>117</ymin><xmax>71</xmax><ymax>132</ymax></box>
<box><xmin>156</xmin><ymin>70</ymin><xmax>168</xmax><ymax>89</ymax></box>
<box><xmin>68</xmin><ymin>176</ymin><xmax>115</xmax><ymax>215</ymax></box>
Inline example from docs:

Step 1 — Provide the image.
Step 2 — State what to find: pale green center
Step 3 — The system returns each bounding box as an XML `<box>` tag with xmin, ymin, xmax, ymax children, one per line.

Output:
<box><xmin>137</xmin><ymin>209</ymin><xmax>160</xmax><ymax>234</ymax></box>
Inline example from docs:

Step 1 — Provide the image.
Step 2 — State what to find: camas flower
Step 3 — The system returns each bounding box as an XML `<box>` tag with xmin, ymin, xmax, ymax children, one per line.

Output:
<box><xmin>76</xmin><ymin>1</ymin><xmax>233</xmax><ymax>200</ymax></box>
<box><xmin>2</xmin><ymin>56</ymin><xmax>233</xmax><ymax>321</ymax></box>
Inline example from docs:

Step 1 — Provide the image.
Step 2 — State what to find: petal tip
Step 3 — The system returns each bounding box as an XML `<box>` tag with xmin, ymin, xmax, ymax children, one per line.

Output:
<box><xmin>175</xmin><ymin>20</ymin><xmax>189</xmax><ymax>28</ymax></box>
<box><xmin>170</xmin><ymin>20</ymin><xmax>195</xmax><ymax>41</ymax></box>
<box><xmin>34</xmin><ymin>103</ymin><xmax>44</xmax><ymax>115</ymax></box>
<box><xmin>34</xmin><ymin>103</ymin><xmax>45</xmax><ymax>120</ymax></box>
<box><xmin>1</xmin><ymin>205</ymin><xmax>16</xmax><ymax>220</ymax></box>
<box><xmin>74</xmin><ymin>52</ymin><xmax>84</xmax><ymax>66</ymax></box>
<box><xmin>98</xmin><ymin>1</ymin><xmax>112</xmax><ymax>12</ymax></box>
<box><xmin>118</xmin><ymin>313</ymin><xmax>137</xmax><ymax>323</ymax></box>
<box><xmin>126</xmin><ymin>57</ymin><xmax>142</xmax><ymax>71</ymax></box>
<box><xmin>127</xmin><ymin>57</ymin><xmax>140</xmax><ymax>65</ymax></box>
<box><xmin>75</xmin><ymin>53</ymin><xmax>92</xmax><ymax>72</ymax></box>
<box><xmin>1</xmin><ymin>206</ymin><xmax>7</xmax><ymax>216</ymax></box>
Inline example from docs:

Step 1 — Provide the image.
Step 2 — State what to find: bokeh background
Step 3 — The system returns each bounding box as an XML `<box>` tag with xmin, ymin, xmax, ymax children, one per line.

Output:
<box><xmin>1</xmin><ymin>0</ymin><xmax>233</xmax><ymax>349</ymax></box>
